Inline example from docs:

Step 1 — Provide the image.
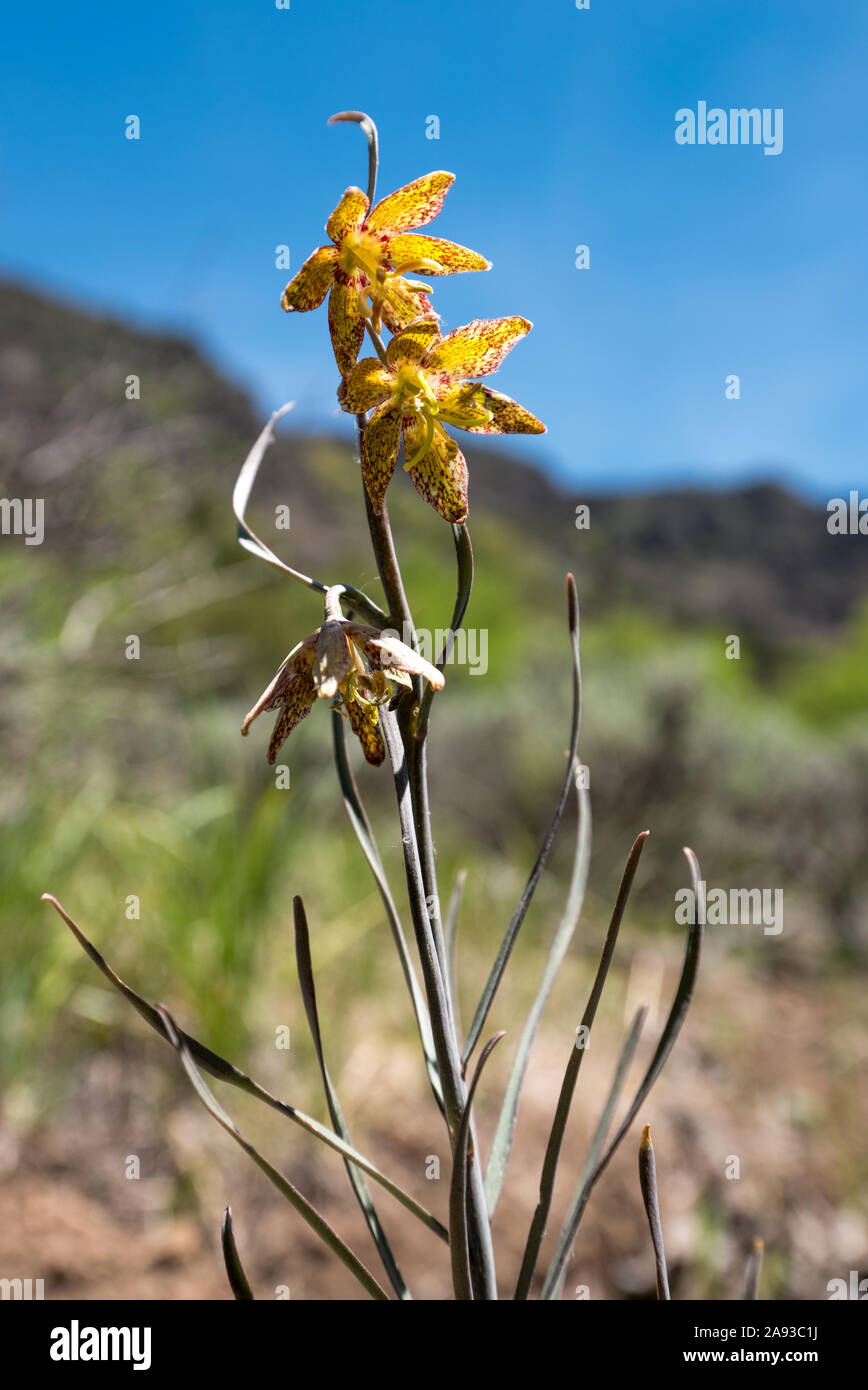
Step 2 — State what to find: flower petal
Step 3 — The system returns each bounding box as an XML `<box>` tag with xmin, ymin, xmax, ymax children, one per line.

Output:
<box><xmin>347</xmin><ymin>625</ymin><xmax>445</xmax><ymax>690</ymax></box>
<box><xmin>382</xmin><ymin>666</ymin><xmax>413</xmax><ymax>689</ymax></box>
<box><xmin>366</xmin><ymin>172</ymin><xmax>454</xmax><ymax>235</ymax></box>
<box><xmin>241</xmin><ymin>639</ymin><xmax>315</xmax><ymax>733</ymax></box>
<box><xmin>403</xmin><ymin>418</ymin><xmax>468</xmax><ymax>524</ymax></box>
<box><xmin>266</xmin><ymin>666</ymin><xmax>317</xmax><ymax>764</ymax></box>
<box><xmin>380</xmin><ymin>277</ymin><xmax>436</xmax><ymax>336</ymax></box>
<box><xmin>312</xmin><ymin>621</ymin><xmax>352</xmax><ymax>699</ymax></box>
<box><xmin>338</xmin><ymin>357</ymin><xmax>395</xmax><ymax>414</ymax></box>
<box><xmin>461</xmin><ymin>385</ymin><xmax>546</xmax><ymax>435</ymax></box>
<box><xmin>328</xmin><ymin>278</ymin><xmax>366</xmax><ymax>375</ymax></box>
<box><xmin>386</xmin><ymin>317</ymin><xmax>442</xmax><ymax>369</ymax></box>
<box><xmin>423</xmin><ymin>316</ymin><xmax>532</xmax><ymax>383</ymax></box>
<box><xmin>346</xmin><ymin>696</ymin><xmax>386</xmax><ymax>766</ymax></box>
<box><xmin>388</xmin><ymin>233</ymin><xmax>490</xmax><ymax>276</ymax></box>
<box><xmin>281</xmin><ymin>246</ymin><xmax>337</xmax><ymax>312</ymax></box>
<box><xmin>433</xmin><ymin>381</ymin><xmax>497</xmax><ymax>430</ymax></box>
<box><xmin>361</xmin><ymin>402</ymin><xmax>403</xmax><ymax>512</ymax></box>
<box><xmin>326</xmin><ymin>187</ymin><xmax>369</xmax><ymax>243</ymax></box>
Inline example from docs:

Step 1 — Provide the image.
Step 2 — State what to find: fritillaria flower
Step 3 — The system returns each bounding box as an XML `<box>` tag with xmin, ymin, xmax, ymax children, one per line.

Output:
<box><xmin>338</xmin><ymin>316</ymin><xmax>546</xmax><ymax>523</ymax></box>
<box><xmin>280</xmin><ymin>172</ymin><xmax>489</xmax><ymax>374</ymax></box>
<box><xmin>241</xmin><ymin>589</ymin><xmax>445</xmax><ymax>767</ymax></box>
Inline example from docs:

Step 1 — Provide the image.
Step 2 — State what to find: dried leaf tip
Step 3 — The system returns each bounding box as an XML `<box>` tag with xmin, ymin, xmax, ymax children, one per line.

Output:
<box><xmin>640</xmin><ymin>1123</ymin><xmax>653</xmax><ymax>1151</ymax></box>
<box><xmin>566</xmin><ymin>573</ymin><xmax>578</xmax><ymax>634</ymax></box>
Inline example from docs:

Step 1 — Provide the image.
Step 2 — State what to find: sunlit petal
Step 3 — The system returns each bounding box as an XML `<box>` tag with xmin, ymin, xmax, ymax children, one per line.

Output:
<box><xmin>380</xmin><ymin>277</ymin><xmax>436</xmax><ymax>336</ymax></box>
<box><xmin>338</xmin><ymin>357</ymin><xmax>395</xmax><ymax>414</ymax></box>
<box><xmin>386</xmin><ymin>317</ymin><xmax>442</xmax><ymax>369</ymax></box>
<box><xmin>361</xmin><ymin>402</ymin><xmax>403</xmax><ymax>511</ymax></box>
<box><xmin>326</xmin><ymin>187</ymin><xmax>369</xmax><ymax>243</ymax></box>
<box><xmin>462</xmin><ymin>385</ymin><xmax>546</xmax><ymax>435</ymax></box>
<box><xmin>312</xmin><ymin>621</ymin><xmax>353</xmax><ymax>698</ymax></box>
<box><xmin>388</xmin><ymin>233</ymin><xmax>490</xmax><ymax>275</ymax></box>
<box><xmin>366</xmin><ymin>172</ymin><xmax>455</xmax><ymax>235</ymax></box>
<box><xmin>328</xmin><ymin>277</ymin><xmax>366</xmax><ymax>375</ymax></box>
<box><xmin>281</xmin><ymin>246</ymin><xmax>337</xmax><ymax>312</ymax></box>
<box><xmin>423</xmin><ymin>316</ymin><xmax>532</xmax><ymax>382</ymax></box>
<box><xmin>403</xmin><ymin>417</ymin><xmax>469</xmax><ymax>523</ymax></box>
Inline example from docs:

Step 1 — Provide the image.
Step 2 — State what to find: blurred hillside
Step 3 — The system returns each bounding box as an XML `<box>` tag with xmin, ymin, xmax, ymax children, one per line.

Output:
<box><xmin>3</xmin><ymin>275</ymin><xmax>868</xmax><ymax>980</ymax></box>
<box><xmin>1</xmin><ymin>278</ymin><xmax>867</xmax><ymax>1299</ymax></box>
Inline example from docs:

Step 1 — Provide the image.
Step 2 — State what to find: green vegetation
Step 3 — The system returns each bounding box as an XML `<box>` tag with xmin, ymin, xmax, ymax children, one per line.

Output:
<box><xmin>2</xmin><ymin>279</ymin><xmax>868</xmax><ymax>1097</ymax></box>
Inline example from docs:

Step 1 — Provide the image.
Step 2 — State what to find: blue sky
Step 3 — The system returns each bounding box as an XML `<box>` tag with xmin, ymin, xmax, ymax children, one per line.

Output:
<box><xmin>1</xmin><ymin>0</ymin><xmax>865</xmax><ymax>497</ymax></box>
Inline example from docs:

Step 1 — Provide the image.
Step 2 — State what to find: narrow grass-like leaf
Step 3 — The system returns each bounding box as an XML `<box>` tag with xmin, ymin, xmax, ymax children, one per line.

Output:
<box><xmin>445</xmin><ymin>868</ymin><xmax>467</xmax><ymax>1042</ymax></box>
<box><xmin>742</xmin><ymin>1236</ymin><xmax>764</xmax><ymax>1300</ymax></box>
<box><xmin>541</xmin><ymin>846</ymin><xmax>703</xmax><ymax>1298</ymax></box>
<box><xmin>294</xmin><ymin>895</ymin><xmax>410</xmax><ymax>1300</ymax></box>
<box><xmin>157</xmin><ymin>1005</ymin><xmax>389</xmax><ymax>1300</ymax></box>
<box><xmin>463</xmin><ymin>573</ymin><xmax>581</xmax><ymax>1066</ymax></box>
<box><xmin>233</xmin><ymin>404</ymin><xmax>386</xmax><ymax>626</ymax></box>
<box><xmin>221</xmin><ymin>1206</ymin><xmax>254</xmax><ymax>1300</ymax></box>
<box><xmin>417</xmin><ymin>523</ymin><xmax>474</xmax><ymax>740</ymax></box>
<box><xmin>585</xmin><ymin>846</ymin><xmax>704</xmax><ymax>1189</ymax></box>
<box><xmin>42</xmin><ymin>894</ymin><xmax>447</xmax><ymax>1242</ymax></box>
<box><xmin>484</xmin><ymin>783</ymin><xmax>591</xmax><ymax>1217</ymax></box>
<box><xmin>514</xmin><ymin>829</ymin><xmax>650</xmax><ymax>1298</ymax></box>
<box><xmin>331</xmin><ymin>711</ymin><xmax>442</xmax><ymax>1110</ymax></box>
<box><xmin>541</xmin><ymin>1004</ymin><xmax>649</xmax><ymax>1300</ymax></box>
<box><xmin>379</xmin><ymin>710</ymin><xmax>499</xmax><ymax>1301</ymax></box>
<box><xmin>449</xmin><ymin>1032</ymin><xmax>505</xmax><ymax>1301</ymax></box>
<box><xmin>639</xmin><ymin>1125</ymin><xmax>670</xmax><ymax>1299</ymax></box>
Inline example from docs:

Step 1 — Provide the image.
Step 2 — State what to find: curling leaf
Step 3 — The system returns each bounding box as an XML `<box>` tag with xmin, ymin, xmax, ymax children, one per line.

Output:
<box><xmin>294</xmin><ymin>895</ymin><xmax>410</xmax><ymax>1300</ymax></box>
<box><xmin>157</xmin><ymin>1005</ymin><xmax>389</xmax><ymax>1301</ymax></box>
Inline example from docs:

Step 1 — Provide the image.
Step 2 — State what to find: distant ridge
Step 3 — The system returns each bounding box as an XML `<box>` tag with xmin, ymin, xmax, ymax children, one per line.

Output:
<box><xmin>2</xmin><ymin>276</ymin><xmax>865</xmax><ymax>646</ymax></box>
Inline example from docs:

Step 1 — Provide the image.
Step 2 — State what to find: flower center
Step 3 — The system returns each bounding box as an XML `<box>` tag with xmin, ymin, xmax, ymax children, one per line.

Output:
<box><xmin>338</xmin><ymin>229</ymin><xmax>384</xmax><ymax>281</ymax></box>
<box><xmin>338</xmin><ymin>230</ymin><xmax>437</xmax><ymax>333</ymax></box>
<box><xmin>385</xmin><ymin>366</ymin><xmax>440</xmax><ymax>467</ymax></box>
<box><xmin>388</xmin><ymin>366</ymin><xmax>494</xmax><ymax>469</ymax></box>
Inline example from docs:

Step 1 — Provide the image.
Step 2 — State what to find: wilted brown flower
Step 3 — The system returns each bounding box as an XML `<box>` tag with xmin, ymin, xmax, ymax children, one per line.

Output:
<box><xmin>242</xmin><ymin>589</ymin><xmax>445</xmax><ymax>766</ymax></box>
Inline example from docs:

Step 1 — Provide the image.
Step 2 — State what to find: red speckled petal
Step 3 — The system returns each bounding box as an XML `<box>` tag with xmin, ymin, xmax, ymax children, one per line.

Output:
<box><xmin>403</xmin><ymin>417</ymin><xmax>468</xmax><ymax>524</ymax></box>
<box><xmin>366</xmin><ymin>172</ymin><xmax>455</xmax><ymax>234</ymax></box>
<box><xmin>361</xmin><ymin>402</ymin><xmax>403</xmax><ymax>512</ymax></box>
<box><xmin>346</xmin><ymin>696</ymin><xmax>386</xmax><ymax>766</ymax></box>
<box><xmin>328</xmin><ymin>278</ymin><xmax>366</xmax><ymax>375</ymax></box>
<box><xmin>386</xmin><ymin>317</ymin><xmax>442</xmax><ymax>369</ymax></box>
<box><xmin>388</xmin><ymin>233</ymin><xmax>490</xmax><ymax>275</ymax></box>
<box><xmin>338</xmin><ymin>357</ymin><xmax>395</xmax><ymax>414</ymax></box>
<box><xmin>439</xmin><ymin>380</ymin><xmax>542</xmax><ymax>433</ymax></box>
<box><xmin>326</xmin><ymin>187</ymin><xmax>369</xmax><ymax>243</ymax></box>
<box><xmin>380</xmin><ymin>277</ymin><xmax>436</xmax><ymax>336</ymax></box>
<box><xmin>423</xmin><ymin>316</ymin><xmax>532</xmax><ymax>383</ymax></box>
<box><xmin>281</xmin><ymin>246</ymin><xmax>337</xmax><ymax>312</ymax></box>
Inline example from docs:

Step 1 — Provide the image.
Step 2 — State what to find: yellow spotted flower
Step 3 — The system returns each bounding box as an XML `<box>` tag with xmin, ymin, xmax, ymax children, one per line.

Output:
<box><xmin>281</xmin><ymin>172</ymin><xmax>489</xmax><ymax>375</ymax></box>
<box><xmin>338</xmin><ymin>316</ymin><xmax>545</xmax><ymax>522</ymax></box>
<box><xmin>241</xmin><ymin>589</ymin><xmax>445</xmax><ymax>767</ymax></box>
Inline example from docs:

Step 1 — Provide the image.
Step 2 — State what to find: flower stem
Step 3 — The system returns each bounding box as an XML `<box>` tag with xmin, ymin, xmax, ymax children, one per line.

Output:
<box><xmin>328</xmin><ymin>110</ymin><xmax>379</xmax><ymax>205</ymax></box>
<box><xmin>381</xmin><ymin>711</ymin><xmax>497</xmax><ymax>1298</ymax></box>
<box><xmin>338</xmin><ymin>109</ymin><xmax>496</xmax><ymax>1298</ymax></box>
